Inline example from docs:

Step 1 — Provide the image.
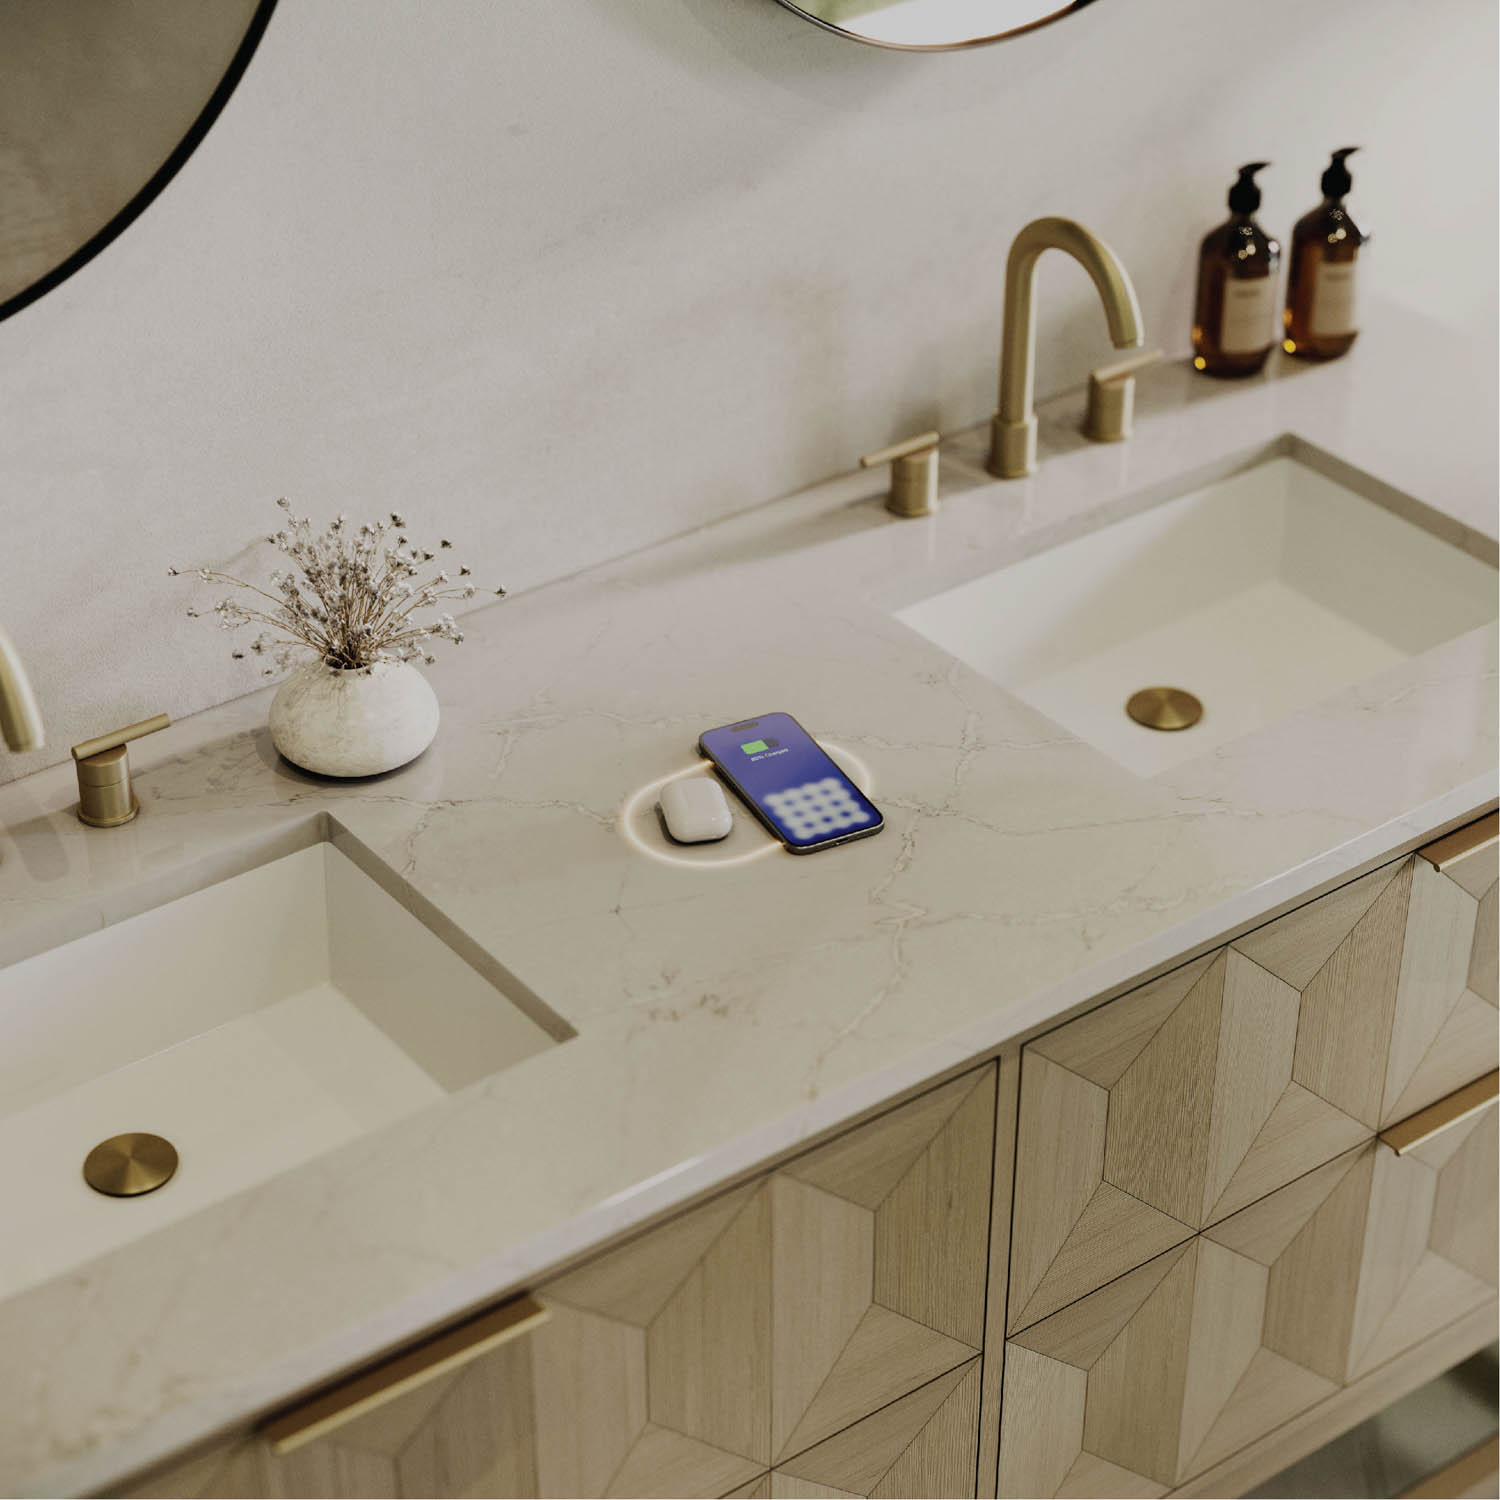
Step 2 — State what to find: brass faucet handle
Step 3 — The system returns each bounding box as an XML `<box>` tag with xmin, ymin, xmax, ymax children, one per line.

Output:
<box><xmin>72</xmin><ymin>712</ymin><xmax>170</xmax><ymax>828</ymax></box>
<box><xmin>860</xmin><ymin>430</ymin><xmax>941</xmax><ymax>518</ymax></box>
<box><xmin>1084</xmin><ymin>347</ymin><xmax>1163</xmax><ymax>443</ymax></box>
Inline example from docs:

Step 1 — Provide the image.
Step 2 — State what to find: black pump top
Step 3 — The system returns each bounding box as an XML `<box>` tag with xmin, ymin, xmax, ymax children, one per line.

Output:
<box><xmin>1227</xmin><ymin>162</ymin><xmax>1270</xmax><ymax>215</ymax></box>
<box><xmin>1321</xmin><ymin>146</ymin><xmax>1359</xmax><ymax>200</ymax></box>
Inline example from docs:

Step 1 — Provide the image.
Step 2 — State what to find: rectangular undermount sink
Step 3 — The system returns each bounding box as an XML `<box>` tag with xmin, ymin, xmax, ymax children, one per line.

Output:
<box><xmin>896</xmin><ymin>455</ymin><xmax>1498</xmax><ymax>776</ymax></box>
<box><xmin>0</xmin><ymin>842</ymin><xmax>562</xmax><ymax>1298</ymax></box>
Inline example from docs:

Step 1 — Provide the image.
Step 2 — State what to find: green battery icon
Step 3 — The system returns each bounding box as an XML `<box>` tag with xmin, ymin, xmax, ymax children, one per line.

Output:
<box><xmin>740</xmin><ymin>739</ymin><xmax>769</xmax><ymax>754</ymax></box>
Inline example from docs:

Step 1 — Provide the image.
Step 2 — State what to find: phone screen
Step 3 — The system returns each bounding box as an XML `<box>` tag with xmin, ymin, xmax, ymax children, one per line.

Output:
<box><xmin>698</xmin><ymin>712</ymin><xmax>883</xmax><ymax>853</ymax></box>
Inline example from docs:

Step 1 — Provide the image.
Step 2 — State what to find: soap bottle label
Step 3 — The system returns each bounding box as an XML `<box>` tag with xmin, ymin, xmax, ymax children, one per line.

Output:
<box><xmin>1310</xmin><ymin>260</ymin><xmax>1359</xmax><ymax>337</ymax></box>
<box><xmin>1220</xmin><ymin>277</ymin><xmax>1277</xmax><ymax>354</ymax></box>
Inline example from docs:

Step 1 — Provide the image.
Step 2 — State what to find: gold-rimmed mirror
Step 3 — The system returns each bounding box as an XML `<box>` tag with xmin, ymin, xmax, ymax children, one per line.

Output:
<box><xmin>0</xmin><ymin>0</ymin><xmax>276</xmax><ymax>323</ymax></box>
<box><xmin>773</xmin><ymin>0</ymin><xmax>1097</xmax><ymax>51</ymax></box>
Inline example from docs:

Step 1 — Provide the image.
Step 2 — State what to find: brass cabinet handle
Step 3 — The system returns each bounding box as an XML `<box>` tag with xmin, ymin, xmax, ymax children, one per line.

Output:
<box><xmin>1418</xmin><ymin>811</ymin><xmax>1498</xmax><ymax>872</ymax></box>
<box><xmin>1379</xmin><ymin>1070</ymin><xmax>1498</xmax><ymax>1157</ymax></box>
<box><xmin>260</xmin><ymin>1294</ymin><xmax>548</xmax><ymax>1455</ymax></box>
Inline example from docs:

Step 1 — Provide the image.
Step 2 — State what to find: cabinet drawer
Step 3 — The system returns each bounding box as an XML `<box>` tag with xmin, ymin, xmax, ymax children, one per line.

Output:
<box><xmin>1009</xmin><ymin>814</ymin><xmax>1498</xmax><ymax>1332</ymax></box>
<box><xmin>111</xmin><ymin>1065</ymin><xmax>994</xmax><ymax>1500</ymax></box>
<box><xmin>997</xmin><ymin>1088</ymin><xmax>1497</xmax><ymax>1497</ymax></box>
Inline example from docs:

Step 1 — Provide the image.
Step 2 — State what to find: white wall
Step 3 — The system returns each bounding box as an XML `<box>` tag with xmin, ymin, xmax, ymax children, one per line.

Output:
<box><xmin>2</xmin><ymin>0</ymin><xmax>1494</xmax><ymax>782</ymax></box>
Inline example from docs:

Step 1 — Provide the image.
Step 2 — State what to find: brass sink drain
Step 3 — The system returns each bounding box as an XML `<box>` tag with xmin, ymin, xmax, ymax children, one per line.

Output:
<box><xmin>1126</xmin><ymin>687</ymin><xmax>1204</xmax><ymax>732</ymax></box>
<box><xmin>83</xmin><ymin>1133</ymin><xmax>179</xmax><ymax>1197</ymax></box>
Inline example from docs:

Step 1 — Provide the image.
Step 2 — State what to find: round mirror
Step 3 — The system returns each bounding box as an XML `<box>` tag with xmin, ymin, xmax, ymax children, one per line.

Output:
<box><xmin>773</xmin><ymin>0</ymin><xmax>1096</xmax><ymax>50</ymax></box>
<box><xmin>0</xmin><ymin>0</ymin><xmax>276</xmax><ymax>323</ymax></box>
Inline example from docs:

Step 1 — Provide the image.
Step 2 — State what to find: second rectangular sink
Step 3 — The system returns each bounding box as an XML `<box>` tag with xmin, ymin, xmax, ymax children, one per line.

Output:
<box><xmin>0</xmin><ymin>841</ymin><xmax>564</xmax><ymax>1298</ymax></box>
<box><xmin>896</xmin><ymin>455</ymin><xmax>1497</xmax><ymax>776</ymax></box>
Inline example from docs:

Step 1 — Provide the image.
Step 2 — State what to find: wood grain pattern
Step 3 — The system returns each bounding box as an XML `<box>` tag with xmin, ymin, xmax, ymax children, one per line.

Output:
<box><xmin>776</xmin><ymin>1304</ymin><xmax>974</xmax><ymax>1462</ymax></box>
<box><xmin>1007</xmin><ymin>1053</ymin><xmax>1110</xmax><ymax>1330</ymax></box>
<box><xmin>1011</xmin><ymin>1183</ymin><xmax>1192</xmax><ymax>1334</ymax></box>
<box><xmin>725</xmin><ymin>1476</ymin><xmax>773</xmax><ymax>1499</ymax></box>
<box><xmin>649</xmin><ymin>1183</ymin><xmax>774</xmax><ymax>1463</ymax></box>
<box><xmin>1013</xmin><ymin>826</ymin><xmax>1499</xmax><ymax>1335</ymax></box>
<box><xmin>1054</xmin><ymin>1451</ymin><xmax>1166</xmax><ymax>1498</ymax></box>
<box><xmin>1175</xmin><ymin>1239</ymin><xmax>1266</xmax><ymax>1477</ymax></box>
<box><xmin>1029</xmin><ymin>954</ymin><xmax>1218</xmax><ymax>1088</ymax></box>
<box><xmin>1010</xmin><ymin>1242</ymin><xmax>1193</xmax><ymax>1371</ymax></box>
<box><xmin>545</xmin><ymin>1178</ymin><xmax>762</xmax><ymax>1326</ymax></box>
<box><xmin>1427</xmin><ymin>1104</ymin><xmax>1499</xmax><ymax>1285</ymax></box>
<box><xmin>1291</xmin><ymin>859</ymin><xmax>1412</xmax><ymax>1128</ymax></box>
<box><xmin>603</xmin><ymin>1425</ymin><xmax>763</xmax><ymax>1499</ymax></box>
<box><xmin>1199</xmin><ymin>953</ymin><xmax>1300</xmax><ymax>1220</ymax></box>
<box><xmin>779</xmin><ymin>1359</ymin><xmax>977</xmax><ymax>1496</ymax></box>
<box><xmin>1081</xmin><ymin>1242</ymin><xmax>1198</xmax><ymax>1485</ymax></box>
<box><xmin>1169</xmin><ymin>1300</ymin><xmax>1497</xmax><ymax>1498</ymax></box>
<box><xmin>1174</xmin><ymin>1346</ymin><xmax>1335</xmax><ymax>1479</ymax></box>
<box><xmin>976</xmin><ymin>1049</ymin><xmax>1019</xmax><ymax>1500</ymax></box>
<box><xmin>1469</xmin><ymin>881</ymin><xmax>1497</xmax><ymax>1003</ymax></box>
<box><xmin>1202</xmin><ymin>1081</ymin><xmax>1368</xmax><ymax>1225</ymax></box>
<box><xmin>1102</xmin><ymin>956</ymin><xmax>1223</xmax><ymax>1226</ymax></box>
<box><xmin>873</xmin><ymin>1066</ymin><xmax>993</xmax><ymax>1347</ymax></box>
<box><xmin>1261</xmin><ymin>1147</ymin><xmax>1375</xmax><ymax>1383</ymax></box>
<box><xmin>1387</xmin><ymin>858</ymin><xmax>1481</xmax><ymax>1120</ymax></box>
<box><xmin>996</xmin><ymin>1344</ymin><xmax>1088</xmax><ymax>1500</ymax></box>
<box><xmin>999</xmin><ymin>1104</ymin><xmax>1498</xmax><ymax>1496</ymax></box>
<box><xmin>1203</xmin><ymin>1146</ymin><xmax>1366</xmax><ymax>1266</ymax></box>
<box><xmin>1233</xmin><ymin>861</ymin><xmax>1400</xmax><ymax>990</ymax></box>
<box><xmin>770</xmin><ymin>1176</ymin><xmax>873</xmax><ymax>1459</ymax></box>
<box><xmin>782</xmin><ymin>1071</ymin><xmax>977</xmax><ymax>1210</ymax></box>
<box><xmin>873</xmin><ymin>1360</ymin><xmax>981</xmax><ymax>1499</ymax></box>
<box><xmin>530</xmin><ymin>1300</ymin><xmax>644</xmax><ymax>1498</ymax></box>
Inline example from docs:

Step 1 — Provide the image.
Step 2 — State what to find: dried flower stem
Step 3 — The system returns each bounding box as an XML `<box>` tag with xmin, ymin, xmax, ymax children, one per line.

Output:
<box><xmin>173</xmin><ymin>499</ymin><xmax>504</xmax><ymax>675</ymax></box>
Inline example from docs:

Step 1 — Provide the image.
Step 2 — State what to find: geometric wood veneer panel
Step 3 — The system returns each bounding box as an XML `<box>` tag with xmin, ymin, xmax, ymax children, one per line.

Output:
<box><xmin>999</xmin><ymin>1103</ymin><xmax>1499</xmax><ymax>1496</ymax></box>
<box><xmin>119</xmin><ymin>1065</ymin><xmax>995</xmax><ymax>1500</ymax></box>
<box><xmin>1011</xmin><ymin>824</ymin><xmax>1499</xmax><ymax>1333</ymax></box>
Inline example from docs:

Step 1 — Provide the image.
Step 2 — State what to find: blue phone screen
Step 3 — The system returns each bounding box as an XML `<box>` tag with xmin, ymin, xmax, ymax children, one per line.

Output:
<box><xmin>700</xmin><ymin>712</ymin><xmax>882</xmax><ymax>849</ymax></box>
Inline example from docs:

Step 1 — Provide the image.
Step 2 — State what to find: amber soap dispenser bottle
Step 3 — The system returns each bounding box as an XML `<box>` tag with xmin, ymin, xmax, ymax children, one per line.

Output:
<box><xmin>1284</xmin><ymin>147</ymin><xmax>1366</xmax><ymax>360</ymax></box>
<box><xmin>1193</xmin><ymin>162</ymin><xmax>1280</xmax><ymax>377</ymax></box>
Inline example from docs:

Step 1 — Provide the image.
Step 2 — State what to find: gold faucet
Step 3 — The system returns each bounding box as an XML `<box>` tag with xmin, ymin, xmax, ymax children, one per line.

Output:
<box><xmin>0</xmin><ymin>626</ymin><xmax>43</xmax><ymax>754</ymax></box>
<box><xmin>988</xmin><ymin>216</ymin><xmax>1144</xmax><ymax>479</ymax></box>
<box><xmin>72</xmin><ymin>714</ymin><xmax>170</xmax><ymax>827</ymax></box>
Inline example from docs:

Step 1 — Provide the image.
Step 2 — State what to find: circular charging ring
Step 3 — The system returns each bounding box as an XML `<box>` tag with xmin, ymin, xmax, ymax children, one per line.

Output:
<box><xmin>617</xmin><ymin>746</ymin><xmax>876</xmax><ymax>871</ymax></box>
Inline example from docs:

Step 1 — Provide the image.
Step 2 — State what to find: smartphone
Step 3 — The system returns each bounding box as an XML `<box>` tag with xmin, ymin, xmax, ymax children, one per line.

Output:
<box><xmin>698</xmin><ymin>712</ymin><xmax>884</xmax><ymax>854</ymax></box>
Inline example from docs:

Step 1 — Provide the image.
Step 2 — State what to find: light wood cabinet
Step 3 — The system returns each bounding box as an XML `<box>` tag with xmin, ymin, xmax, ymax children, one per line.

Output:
<box><xmin>996</xmin><ymin>1095</ymin><xmax>1497</xmax><ymax>1497</ymax></box>
<box><xmin>111</xmin><ymin>1064</ymin><xmax>996</xmax><ymax>1500</ymax></box>
<box><xmin>97</xmin><ymin>813</ymin><xmax>1499</xmax><ymax>1500</ymax></box>
<box><xmin>1008</xmin><ymin>815</ymin><xmax>1498</xmax><ymax>1332</ymax></box>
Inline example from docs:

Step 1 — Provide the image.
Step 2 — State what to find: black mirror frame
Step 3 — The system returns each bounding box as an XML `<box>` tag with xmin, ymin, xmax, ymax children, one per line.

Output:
<box><xmin>0</xmin><ymin>0</ymin><xmax>278</xmax><ymax>326</ymax></box>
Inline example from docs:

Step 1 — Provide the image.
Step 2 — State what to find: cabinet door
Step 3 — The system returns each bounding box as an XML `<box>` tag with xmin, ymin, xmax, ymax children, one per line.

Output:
<box><xmin>997</xmin><ymin>1093</ymin><xmax>1497</xmax><ymax>1498</ymax></box>
<box><xmin>117</xmin><ymin>1065</ymin><xmax>994</xmax><ymax>1500</ymax></box>
<box><xmin>1009</xmin><ymin>814</ymin><xmax>1498</xmax><ymax>1332</ymax></box>
<box><xmin>532</xmin><ymin>1062</ymin><xmax>994</xmax><ymax>1496</ymax></box>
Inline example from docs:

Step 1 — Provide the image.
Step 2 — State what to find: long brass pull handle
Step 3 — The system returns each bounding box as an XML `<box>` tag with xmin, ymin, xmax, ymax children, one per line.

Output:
<box><xmin>260</xmin><ymin>1294</ymin><xmax>549</xmax><ymax>1455</ymax></box>
<box><xmin>1418</xmin><ymin>811</ymin><xmax>1498</xmax><ymax>872</ymax></box>
<box><xmin>1379</xmin><ymin>1070</ymin><xmax>1498</xmax><ymax>1157</ymax></box>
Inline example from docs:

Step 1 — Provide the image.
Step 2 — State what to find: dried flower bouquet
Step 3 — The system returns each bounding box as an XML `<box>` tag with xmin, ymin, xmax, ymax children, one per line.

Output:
<box><xmin>173</xmin><ymin>498</ymin><xmax>504</xmax><ymax>674</ymax></box>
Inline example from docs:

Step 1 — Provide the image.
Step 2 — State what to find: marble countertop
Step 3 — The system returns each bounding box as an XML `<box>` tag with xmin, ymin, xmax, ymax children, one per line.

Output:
<box><xmin>2</xmin><ymin>299</ymin><xmax>1495</xmax><ymax>1497</ymax></box>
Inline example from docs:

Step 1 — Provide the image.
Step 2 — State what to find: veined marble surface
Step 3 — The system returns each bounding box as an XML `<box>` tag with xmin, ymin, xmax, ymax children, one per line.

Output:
<box><xmin>1</xmin><ymin>299</ymin><xmax>1495</xmax><ymax>1497</ymax></box>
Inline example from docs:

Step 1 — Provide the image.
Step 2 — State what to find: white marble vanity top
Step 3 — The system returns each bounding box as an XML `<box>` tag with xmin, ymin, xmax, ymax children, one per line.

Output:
<box><xmin>1</xmin><ymin>298</ymin><xmax>1495</xmax><ymax>1497</ymax></box>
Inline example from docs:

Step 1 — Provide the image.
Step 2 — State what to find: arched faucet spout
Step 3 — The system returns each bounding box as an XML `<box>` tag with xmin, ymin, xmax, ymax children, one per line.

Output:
<box><xmin>0</xmin><ymin>626</ymin><xmax>44</xmax><ymax>753</ymax></box>
<box><xmin>988</xmin><ymin>216</ymin><xmax>1143</xmax><ymax>479</ymax></box>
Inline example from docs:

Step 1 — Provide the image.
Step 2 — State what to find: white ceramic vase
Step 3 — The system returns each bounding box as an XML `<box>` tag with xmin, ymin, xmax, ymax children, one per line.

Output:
<box><xmin>268</xmin><ymin>660</ymin><xmax>439</xmax><ymax>777</ymax></box>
